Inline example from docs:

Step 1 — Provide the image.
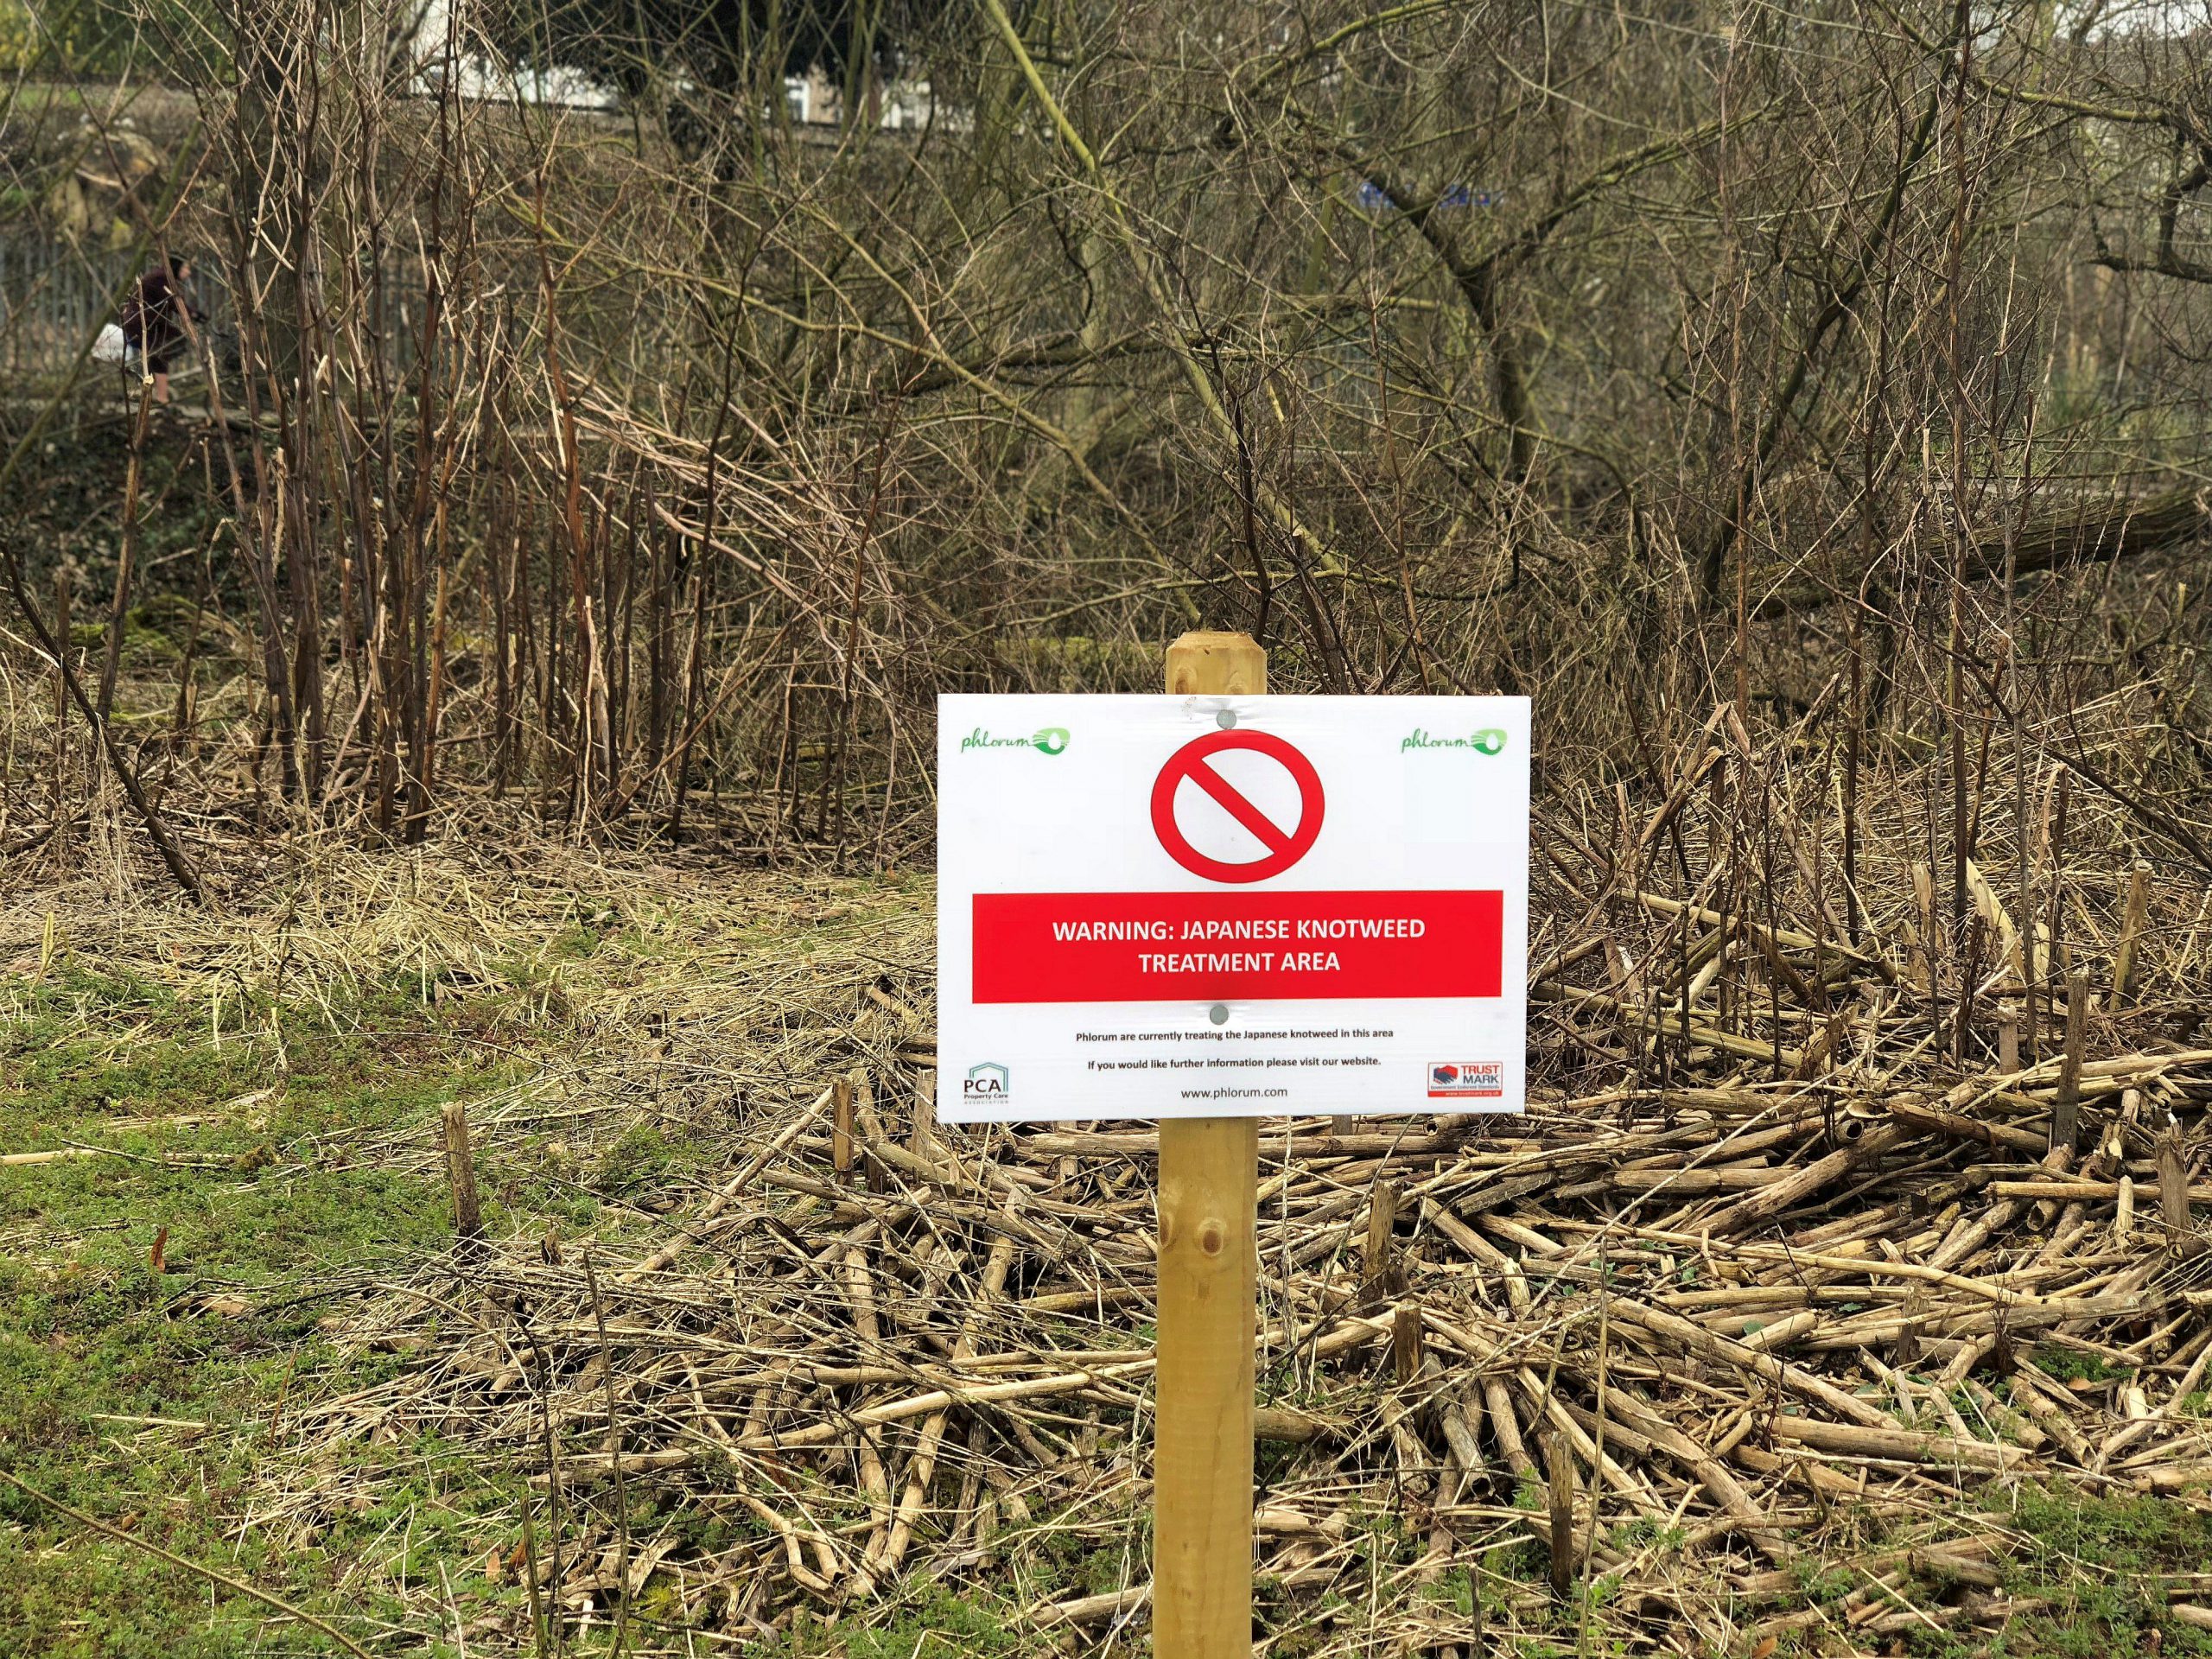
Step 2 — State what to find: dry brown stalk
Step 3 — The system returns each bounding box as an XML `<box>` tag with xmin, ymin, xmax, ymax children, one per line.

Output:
<box><xmin>442</xmin><ymin>1101</ymin><xmax>482</xmax><ymax>1243</ymax></box>
<box><xmin>879</xmin><ymin>1235</ymin><xmax>1016</xmax><ymax>1577</ymax></box>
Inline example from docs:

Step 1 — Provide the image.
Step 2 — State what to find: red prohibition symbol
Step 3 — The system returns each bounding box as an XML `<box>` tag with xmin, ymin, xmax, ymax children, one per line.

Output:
<box><xmin>1150</xmin><ymin>728</ymin><xmax>1325</xmax><ymax>884</ymax></box>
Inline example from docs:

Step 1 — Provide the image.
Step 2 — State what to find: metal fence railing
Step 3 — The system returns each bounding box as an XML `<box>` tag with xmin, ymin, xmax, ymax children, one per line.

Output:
<box><xmin>0</xmin><ymin>233</ymin><xmax>262</xmax><ymax>390</ymax></box>
<box><xmin>0</xmin><ymin>233</ymin><xmax>139</xmax><ymax>378</ymax></box>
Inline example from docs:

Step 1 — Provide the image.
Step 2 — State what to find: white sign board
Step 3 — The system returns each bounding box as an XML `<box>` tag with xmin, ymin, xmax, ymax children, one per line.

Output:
<box><xmin>937</xmin><ymin>695</ymin><xmax>1529</xmax><ymax>1122</ymax></box>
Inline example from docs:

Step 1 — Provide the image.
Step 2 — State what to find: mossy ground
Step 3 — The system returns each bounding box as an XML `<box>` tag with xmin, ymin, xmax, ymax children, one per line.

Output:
<box><xmin>1912</xmin><ymin>1485</ymin><xmax>2212</xmax><ymax>1659</ymax></box>
<box><xmin>1748</xmin><ymin>1484</ymin><xmax>2212</xmax><ymax>1659</ymax></box>
<box><xmin>0</xmin><ymin>863</ymin><xmax>950</xmax><ymax>1656</ymax></box>
<box><xmin>6</xmin><ymin>909</ymin><xmax>2211</xmax><ymax>1656</ymax></box>
<box><xmin>0</xmin><ymin>957</ymin><xmax>576</xmax><ymax>1656</ymax></box>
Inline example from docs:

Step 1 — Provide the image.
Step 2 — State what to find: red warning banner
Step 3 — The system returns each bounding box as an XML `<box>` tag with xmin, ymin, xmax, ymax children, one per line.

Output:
<box><xmin>971</xmin><ymin>890</ymin><xmax>1502</xmax><ymax>1004</ymax></box>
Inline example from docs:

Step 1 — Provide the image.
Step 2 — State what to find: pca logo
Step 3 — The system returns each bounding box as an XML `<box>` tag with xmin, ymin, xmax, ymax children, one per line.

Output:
<box><xmin>963</xmin><ymin>1062</ymin><xmax>1011</xmax><ymax>1107</ymax></box>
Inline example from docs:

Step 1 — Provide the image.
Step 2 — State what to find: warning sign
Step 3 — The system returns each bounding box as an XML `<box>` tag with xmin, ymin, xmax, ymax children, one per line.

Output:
<box><xmin>937</xmin><ymin>694</ymin><xmax>1529</xmax><ymax>1122</ymax></box>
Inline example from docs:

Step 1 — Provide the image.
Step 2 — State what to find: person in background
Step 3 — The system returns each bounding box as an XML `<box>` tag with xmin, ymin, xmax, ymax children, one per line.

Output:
<box><xmin>122</xmin><ymin>255</ymin><xmax>195</xmax><ymax>405</ymax></box>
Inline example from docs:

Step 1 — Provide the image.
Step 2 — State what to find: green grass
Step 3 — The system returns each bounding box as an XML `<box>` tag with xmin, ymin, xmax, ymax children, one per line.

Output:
<box><xmin>2031</xmin><ymin>1349</ymin><xmax>2134</xmax><ymax>1388</ymax></box>
<box><xmin>740</xmin><ymin>1586</ymin><xmax>1029</xmax><ymax>1657</ymax></box>
<box><xmin>1838</xmin><ymin>1484</ymin><xmax>2212</xmax><ymax>1659</ymax></box>
<box><xmin>1981</xmin><ymin>1484</ymin><xmax>2212</xmax><ymax>1658</ymax></box>
<box><xmin>0</xmin><ymin>959</ymin><xmax>561</xmax><ymax>1656</ymax></box>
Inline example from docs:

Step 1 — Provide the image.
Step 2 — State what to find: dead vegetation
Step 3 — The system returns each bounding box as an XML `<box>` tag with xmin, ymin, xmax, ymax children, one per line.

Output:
<box><xmin>5</xmin><ymin>0</ymin><xmax>2212</xmax><ymax>1652</ymax></box>
<box><xmin>9</xmin><ymin>684</ymin><xmax>2208</xmax><ymax>1655</ymax></box>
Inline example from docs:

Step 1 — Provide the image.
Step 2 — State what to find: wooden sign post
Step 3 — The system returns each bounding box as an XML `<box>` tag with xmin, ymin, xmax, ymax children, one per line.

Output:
<box><xmin>1154</xmin><ymin>630</ymin><xmax>1262</xmax><ymax>1658</ymax></box>
<box><xmin>936</xmin><ymin>631</ymin><xmax>1530</xmax><ymax>1653</ymax></box>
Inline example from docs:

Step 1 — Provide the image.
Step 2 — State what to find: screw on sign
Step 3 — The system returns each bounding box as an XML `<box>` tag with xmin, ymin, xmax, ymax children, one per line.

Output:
<box><xmin>1149</xmin><ymin>728</ymin><xmax>1325</xmax><ymax>884</ymax></box>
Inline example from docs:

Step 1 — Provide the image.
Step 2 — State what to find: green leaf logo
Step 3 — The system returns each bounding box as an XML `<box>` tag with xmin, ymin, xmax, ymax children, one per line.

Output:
<box><xmin>1401</xmin><ymin>728</ymin><xmax>1508</xmax><ymax>754</ymax></box>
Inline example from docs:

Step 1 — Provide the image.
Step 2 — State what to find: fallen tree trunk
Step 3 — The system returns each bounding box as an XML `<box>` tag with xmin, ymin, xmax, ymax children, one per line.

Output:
<box><xmin>1757</xmin><ymin>486</ymin><xmax>2209</xmax><ymax>619</ymax></box>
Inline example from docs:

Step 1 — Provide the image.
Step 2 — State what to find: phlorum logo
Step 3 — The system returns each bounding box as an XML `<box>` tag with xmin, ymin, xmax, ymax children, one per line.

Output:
<box><xmin>1402</xmin><ymin>728</ymin><xmax>1507</xmax><ymax>754</ymax></box>
<box><xmin>961</xmin><ymin>727</ymin><xmax>1070</xmax><ymax>755</ymax></box>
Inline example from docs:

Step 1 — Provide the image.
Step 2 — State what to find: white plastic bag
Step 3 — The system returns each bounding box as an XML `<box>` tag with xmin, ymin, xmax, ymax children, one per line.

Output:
<box><xmin>92</xmin><ymin>321</ymin><xmax>128</xmax><ymax>363</ymax></box>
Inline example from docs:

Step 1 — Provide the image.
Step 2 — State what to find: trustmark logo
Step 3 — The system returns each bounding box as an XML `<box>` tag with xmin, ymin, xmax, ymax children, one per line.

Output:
<box><xmin>1428</xmin><ymin>1062</ymin><xmax>1503</xmax><ymax>1099</ymax></box>
<box><xmin>963</xmin><ymin>1062</ymin><xmax>1011</xmax><ymax>1106</ymax></box>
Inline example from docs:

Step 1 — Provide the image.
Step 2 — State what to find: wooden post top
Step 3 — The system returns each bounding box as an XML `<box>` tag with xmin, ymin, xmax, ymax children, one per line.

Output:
<box><xmin>1165</xmin><ymin>631</ymin><xmax>1266</xmax><ymax>697</ymax></box>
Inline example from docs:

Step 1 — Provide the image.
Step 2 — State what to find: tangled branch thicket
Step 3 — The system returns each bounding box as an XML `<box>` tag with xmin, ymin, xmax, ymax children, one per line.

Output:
<box><xmin>8</xmin><ymin>0</ymin><xmax>2212</xmax><ymax>1652</ymax></box>
<box><xmin>0</xmin><ymin>0</ymin><xmax>2207</xmax><ymax>869</ymax></box>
